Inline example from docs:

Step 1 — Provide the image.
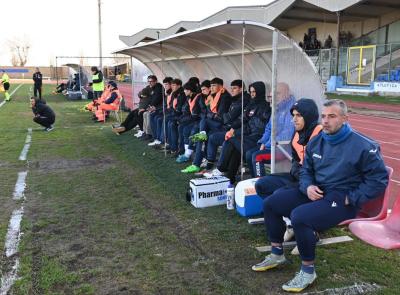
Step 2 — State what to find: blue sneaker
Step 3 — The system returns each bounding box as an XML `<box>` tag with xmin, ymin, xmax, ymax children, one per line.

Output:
<box><xmin>176</xmin><ymin>155</ymin><xmax>190</xmax><ymax>163</ymax></box>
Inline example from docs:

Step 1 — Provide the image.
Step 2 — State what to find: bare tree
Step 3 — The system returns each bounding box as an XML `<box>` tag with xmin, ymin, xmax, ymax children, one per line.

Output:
<box><xmin>7</xmin><ymin>36</ymin><xmax>31</xmax><ymax>66</ymax></box>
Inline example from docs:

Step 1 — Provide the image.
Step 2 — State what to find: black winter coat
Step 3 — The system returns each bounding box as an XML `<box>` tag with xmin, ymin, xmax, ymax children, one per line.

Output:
<box><xmin>223</xmin><ymin>91</ymin><xmax>251</xmax><ymax>130</ymax></box>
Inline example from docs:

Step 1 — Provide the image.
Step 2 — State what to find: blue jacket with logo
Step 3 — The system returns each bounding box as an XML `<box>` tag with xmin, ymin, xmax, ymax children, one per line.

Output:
<box><xmin>299</xmin><ymin>126</ymin><xmax>388</xmax><ymax>208</ymax></box>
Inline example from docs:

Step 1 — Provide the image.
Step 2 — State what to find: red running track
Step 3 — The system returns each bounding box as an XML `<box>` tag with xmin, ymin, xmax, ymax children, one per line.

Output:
<box><xmin>349</xmin><ymin>114</ymin><xmax>400</xmax><ymax>203</ymax></box>
<box><xmin>347</xmin><ymin>101</ymin><xmax>400</xmax><ymax>113</ymax></box>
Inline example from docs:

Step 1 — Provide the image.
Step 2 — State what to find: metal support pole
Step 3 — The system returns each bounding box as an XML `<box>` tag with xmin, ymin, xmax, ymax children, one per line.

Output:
<box><xmin>98</xmin><ymin>0</ymin><xmax>103</xmax><ymax>69</ymax></box>
<box><xmin>159</xmin><ymin>42</ymin><xmax>167</xmax><ymax>157</ymax></box>
<box><xmin>240</xmin><ymin>22</ymin><xmax>246</xmax><ymax>180</ymax></box>
<box><xmin>336</xmin><ymin>11</ymin><xmax>341</xmax><ymax>76</ymax></box>
<box><xmin>130</xmin><ymin>57</ymin><xmax>135</xmax><ymax>108</ymax></box>
<box><xmin>56</xmin><ymin>57</ymin><xmax>59</xmax><ymax>86</ymax></box>
<box><xmin>270</xmin><ymin>30</ymin><xmax>278</xmax><ymax>174</ymax></box>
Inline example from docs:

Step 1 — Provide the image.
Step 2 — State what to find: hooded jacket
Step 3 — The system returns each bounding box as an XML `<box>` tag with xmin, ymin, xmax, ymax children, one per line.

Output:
<box><xmin>288</xmin><ymin>98</ymin><xmax>322</xmax><ymax>180</ymax></box>
<box><xmin>233</xmin><ymin>81</ymin><xmax>271</xmax><ymax>140</ymax></box>
<box><xmin>32</xmin><ymin>99</ymin><xmax>55</xmax><ymax>121</ymax></box>
<box><xmin>222</xmin><ymin>91</ymin><xmax>251</xmax><ymax>131</ymax></box>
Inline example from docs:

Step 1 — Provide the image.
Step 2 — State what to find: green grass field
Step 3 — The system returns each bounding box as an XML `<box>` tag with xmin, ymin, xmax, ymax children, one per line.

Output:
<box><xmin>0</xmin><ymin>84</ymin><xmax>399</xmax><ymax>294</ymax></box>
<box><xmin>326</xmin><ymin>93</ymin><xmax>400</xmax><ymax>105</ymax></box>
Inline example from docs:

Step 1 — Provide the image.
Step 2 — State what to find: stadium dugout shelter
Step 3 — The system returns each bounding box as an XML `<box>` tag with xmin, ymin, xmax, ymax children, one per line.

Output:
<box><xmin>115</xmin><ymin>20</ymin><xmax>325</xmax><ymax>175</ymax></box>
<box><xmin>120</xmin><ymin>0</ymin><xmax>400</xmax><ymax>95</ymax></box>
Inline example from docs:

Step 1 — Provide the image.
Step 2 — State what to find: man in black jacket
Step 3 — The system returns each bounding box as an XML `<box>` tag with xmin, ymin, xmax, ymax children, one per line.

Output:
<box><xmin>178</xmin><ymin>78</ymin><xmax>231</xmax><ymax>165</ymax></box>
<box><xmin>32</xmin><ymin>67</ymin><xmax>43</xmax><ymax>99</ymax></box>
<box><xmin>30</xmin><ymin>97</ymin><xmax>55</xmax><ymax>131</ymax></box>
<box><xmin>207</xmin><ymin>81</ymin><xmax>271</xmax><ymax>182</ymax></box>
<box><xmin>142</xmin><ymin>75</ymin><xmax>163</xmax><ymax>140</ymax></box>
<box><xmin>182</xmin><ymin>80</ymin><xmax>250</xmax><ymax>173</ymax></box>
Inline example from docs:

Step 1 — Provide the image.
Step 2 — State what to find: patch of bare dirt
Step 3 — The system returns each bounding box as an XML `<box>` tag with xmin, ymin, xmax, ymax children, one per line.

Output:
<box><xmin>29</xmin><ymin>156</ymin><xmax>117</xmax><ymax>172</ymax></box>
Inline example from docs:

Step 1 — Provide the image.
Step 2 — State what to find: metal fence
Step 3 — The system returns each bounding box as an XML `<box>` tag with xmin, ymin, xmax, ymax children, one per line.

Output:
<box><xmin>305</xmin><ymin>42</ymin><xmax>400</xmax><ymax>84</ymax></box>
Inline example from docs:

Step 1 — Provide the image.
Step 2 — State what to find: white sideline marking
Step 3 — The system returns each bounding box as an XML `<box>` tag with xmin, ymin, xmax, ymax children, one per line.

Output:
<box><xmin>18</xmin><ymin>128</ymin><xmax>32</xmax><ymax>161</ymax></box>
<box><xmin>0</xmin><ymin>258</ymin><xmax>20</xmax><ymax>295</ymax></box>
<box><xmin>4</xmin><ymin>207</ymin><xmax>24</xmax><ymax>258</ymax></box>
<box><xmin>0</xmin><ymin>84</ymin><xmax>23</xmax><ymax>109</ymax></box>
<box><xmin>256</xmin><ymin>236</ymin><xmax>353</xmax><ymax>252</ymax></box>
<box><xmin>391</xmin><ymin>179</ymin><xmax>400</xmax><ymax>185</ymax></box>
<box><xmin>13</xmin><ymin>171</ymin><xmax>28</xmax><ymax>200</ymax></box>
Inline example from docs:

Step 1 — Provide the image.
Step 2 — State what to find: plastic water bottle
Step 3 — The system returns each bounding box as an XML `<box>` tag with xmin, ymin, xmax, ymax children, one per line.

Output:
<box><xmin>226</xmin><ymin>184</ymin><xmax>235</xmax><ymax>210</ymax></box>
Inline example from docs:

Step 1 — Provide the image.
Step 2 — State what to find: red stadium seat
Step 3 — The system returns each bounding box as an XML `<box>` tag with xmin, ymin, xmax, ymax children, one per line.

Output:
<box><xmin>340</xmin><ymin>166</ymin><xmax>393</xmax><ymax>225</ymax></box>
<box><xmin>349</xmin><ymin>193</ymin><xmax>400</xmax><ymax>250</ymax></box>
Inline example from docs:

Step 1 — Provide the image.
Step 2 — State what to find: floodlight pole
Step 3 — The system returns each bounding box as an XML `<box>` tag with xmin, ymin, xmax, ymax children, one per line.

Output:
<box><xmin>98</xmin><ymin>0</ymin><xmax>103</xmax><ymax>69</ymax></box>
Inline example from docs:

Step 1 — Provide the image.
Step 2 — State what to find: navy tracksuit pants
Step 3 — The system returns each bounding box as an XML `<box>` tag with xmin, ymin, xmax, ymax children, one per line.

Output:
<box><xmin>263</xmin><ymin>187</ymin><xmax>357</xmax><ymax>261</ymax></box>
<box><xmin>255</xmin><ymin>173</ymin><xmax>295</xmax><ymax>199</ymax></box>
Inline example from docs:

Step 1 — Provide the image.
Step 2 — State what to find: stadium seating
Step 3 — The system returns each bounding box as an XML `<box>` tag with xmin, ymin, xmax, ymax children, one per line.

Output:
<box><xmin>349</xmin><ymin>193</ymin><xmax>400</xmax><ymax>250</ymax></box>
<box><xmin>340</xmin><ymin>166</ymin><xmax>393</xmax><ymax>225</ymax></box>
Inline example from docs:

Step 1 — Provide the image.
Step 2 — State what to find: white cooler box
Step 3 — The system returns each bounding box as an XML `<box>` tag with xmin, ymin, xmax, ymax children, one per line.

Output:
<box><xmin>235</xmin><ymin>178</ymin><xmax>264</xmax><ymax>217</ymax></box>
<box><xmin>189</xmin><ymin>176</ymin><xmax>230</xmax><ymax>208</ymax></box>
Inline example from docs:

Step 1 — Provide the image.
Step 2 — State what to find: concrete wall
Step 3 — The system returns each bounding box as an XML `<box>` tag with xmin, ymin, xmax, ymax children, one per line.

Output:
<box><xmin>0</xmin><ymin>66</ymin><xmax>69</xmax><ymax>79</ymax></box>
<box><xmin>286</xmin><ymin>11</ymin><xmax>400</xmax><ymax>47</ymax></box>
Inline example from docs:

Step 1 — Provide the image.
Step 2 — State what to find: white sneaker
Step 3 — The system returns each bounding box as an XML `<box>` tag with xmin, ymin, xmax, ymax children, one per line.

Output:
<box><xmin>203</xmin><ymin>168</ymin><xmax>224</xmax><ymax>178</ymax></box>
<box><xmin>284</xmin><ymin>227</ymin><xmax>295</xmax><ymax>242</ymax></box>
<box><xmin>134</xmin><ymin>130</ymin><xmax>144</xmax><ymax>137</ymax></box>
<box><xmin>200</xmin><ymin>158</ymin><xmax>208</xmax><ymax>168</ymax></box>
<box><xmin>291</xmin><ymin>246</ymin><xmax>299</xmax><ymax>256</ymax></box>
<box><xmin>148</xmin><ymin>140</ymin><xmax>161</xmax><ymax>146</ymax></box>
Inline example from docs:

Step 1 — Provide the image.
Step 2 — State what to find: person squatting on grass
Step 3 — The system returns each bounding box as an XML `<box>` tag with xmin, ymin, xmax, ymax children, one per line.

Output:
<box><xmin>252</xmin><ymin>99</ymin><xmax>388</xmax><ymax>293</ymax></box>
<box><xmin>255</xmin><ymin>98</ymin><xmax>322</xmax><ymax>244</ymax></box>
<box><xmin>30</xmin><ymin>97</ymin><xmax>55</xmax><ymax>132</ymax></box>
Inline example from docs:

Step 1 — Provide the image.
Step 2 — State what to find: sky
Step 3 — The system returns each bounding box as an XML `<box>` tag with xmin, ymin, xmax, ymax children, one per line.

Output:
<box><xmin>0</xmin><ymin>0</ymin><xmax>273</xmax><ymax>66</ymax></box>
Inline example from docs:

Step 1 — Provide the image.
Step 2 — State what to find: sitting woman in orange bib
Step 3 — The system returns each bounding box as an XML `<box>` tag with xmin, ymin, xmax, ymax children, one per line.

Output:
<box><xmin>95</xmin><ymin>81</ymin><xmax>122</xmax><ymax>122</ymax></box>
<box><xmin>86</xmin><ymin>83</ymin><xmax>112</xmax><ymax>112</ymax></box>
